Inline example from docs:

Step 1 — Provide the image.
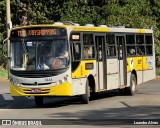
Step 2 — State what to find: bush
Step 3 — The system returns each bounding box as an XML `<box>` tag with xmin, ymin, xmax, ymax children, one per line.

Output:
<box><xmin>156</xmin><ymin>68</ymin><xmax>160</xmax><ymax>76</ymax></box>
<box><xmin>0</xmin><ymin>68</ymin><xmax>8</xmax><ymax>79</ymax></box>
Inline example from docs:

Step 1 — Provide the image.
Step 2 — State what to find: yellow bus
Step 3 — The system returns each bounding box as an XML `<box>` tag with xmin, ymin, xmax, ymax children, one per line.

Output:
<box><xmin>3</xmin><ymin>22</ymin><xmax>155</xmax><ymax>106</ymax></box>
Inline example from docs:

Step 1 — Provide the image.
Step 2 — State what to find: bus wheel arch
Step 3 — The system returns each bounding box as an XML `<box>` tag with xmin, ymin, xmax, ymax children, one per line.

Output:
<box><xmin>81</xmin><ymin>75</ymin><xmax>95</xmax><ymax>104</ymax></box>
<box><xmin>131</xmin><ymin>70</ymin><xmax>137</xmax><ymax>85</ymax></box>
<box><xmin>88</xmin><ymin>74</ymin><xmax>96</xmax><ymax>94</ymax></box>
<box><xmin>81</xmin><ymin>79</ymin><xmax>90</xmax><ymax>104</ymax></box>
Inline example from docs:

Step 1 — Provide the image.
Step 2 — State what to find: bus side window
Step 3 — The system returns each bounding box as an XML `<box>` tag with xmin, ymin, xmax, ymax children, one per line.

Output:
<box><xmin>127</xmin><ymin>46</ymin><xmax>136</xmax><ymax>56</ymax></box>
<box><xmin>126</xmin><ymin>34</ymin><xmax>136</xmax><ymax>56</ymax></box>
<box><xmin>137</xmin><ymin>46</ymin><xmax>144</xmax><ymax>55</ymax></box>
<box><xmin>83</xmin><ymin>46</ymin><xmax>94</xmax><ymax>59</ymax></box>
<box><xmin>72</xmin><ymin>42</ymin><xmax>81</xmax><ymax>61</ymax></box>
<box><xmin>106</xmin><ymin>45</ymin><xmax>116</xmax><ymax>57</ymax></box>
<box><xmin>145</xmin><ymin>35</ymin><xmax>153</xmax><ymax>55</ymax></box>
<box><xmin>83</xmin><ymin>34</ymin><xmax>95</xmax><ymax>59</ymax></box>
<box><xmin>106</xmin><ymin>34</ymin><xmax>116</xmax><ymax>57</ymax></box>
<box><xmin>136</xmin><ymin>34</ymin><xmax>145</xmax><ymax>55</ymax></box>
<box><xmin>83</xmin><ymin>47</ymin><xmax>89</xmax><ymax>58</ymax></box>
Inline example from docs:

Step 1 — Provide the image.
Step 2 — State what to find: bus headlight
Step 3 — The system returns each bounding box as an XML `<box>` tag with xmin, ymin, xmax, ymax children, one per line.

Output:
<box><xmin>13</xmin><ymin>81</ymin><xmax>21</xmax><ymax>87</ymax></box>
<box><xmin>10</xmin><ymin>78</ymin><xmax>21</xmax><ymax>87</ymax></box>
<box><xmin>13</xmin><ymin>80</ymin><xmax>21</xmax><ymax>86</ymax></box>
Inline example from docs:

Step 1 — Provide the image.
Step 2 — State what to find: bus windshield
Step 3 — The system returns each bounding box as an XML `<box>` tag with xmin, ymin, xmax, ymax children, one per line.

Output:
<box><xmin>10</xmin><ymin>39</ymin><xmax>69</xmax><ymax>71</ymax></box>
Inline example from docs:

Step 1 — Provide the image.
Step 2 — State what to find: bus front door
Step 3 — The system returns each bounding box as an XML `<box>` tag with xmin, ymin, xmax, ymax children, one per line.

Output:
<box><xmin>95</xmin><ymin>35</ymin><xmax>107</xmax><ymax>90</ymax></box>
<box><xmin>116</xmin><ymin>35</ymin><xmax>127</xmax><ymax>86</ymax></box>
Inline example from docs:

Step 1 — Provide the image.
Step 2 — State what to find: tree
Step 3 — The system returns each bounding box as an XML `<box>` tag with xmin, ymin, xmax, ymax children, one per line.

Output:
<box><xmin>101</xmin><ymin>0</ymin><xmax>156</xmax><ymax>28</ymax></box>
<box><xmin>0</xmin><ymin>1</ymin><xmax>6</xmax><ymax>42</ymax></box>
<box><xmin>60</xmin><ymin>0</ymin><xmax>101</xmax><ymax>25</ymax></box>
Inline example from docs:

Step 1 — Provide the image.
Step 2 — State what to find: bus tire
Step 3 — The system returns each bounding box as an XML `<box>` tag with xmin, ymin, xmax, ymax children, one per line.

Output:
<box><xmin>125</xmin><ymin>74</ymin><xmax>136</xmax><ymax>95</ymax></box>
<box><xmin>81</xmin><ymin>80</ymin><xmax>90</xmax><ymax>104</ymax></box>
<box><xmin>35</xmin><ymin>96</ymin><xmax>43</xmax><ymax>107</ymax></box>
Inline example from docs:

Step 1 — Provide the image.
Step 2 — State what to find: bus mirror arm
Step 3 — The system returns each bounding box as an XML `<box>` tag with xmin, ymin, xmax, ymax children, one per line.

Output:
<box><xmin>2</xmin><ymin>37</ymin><xmax>10</xmax><ymax>58</ymax></box>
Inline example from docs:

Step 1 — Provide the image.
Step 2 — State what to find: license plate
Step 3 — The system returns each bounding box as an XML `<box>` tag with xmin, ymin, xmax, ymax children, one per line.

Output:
<box><xmin>31</xmin><ymin>88</ymin><xmax>41</xmax><ymax>93</ymax></box>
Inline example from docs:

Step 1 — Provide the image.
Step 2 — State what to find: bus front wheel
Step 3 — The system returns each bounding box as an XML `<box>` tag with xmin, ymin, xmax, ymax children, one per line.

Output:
<box><xmin>81</xmin><ymin>80</ymin><xmax>90</xmax><ymax>104</ymax></box>
<box><xmin>35</xmin><ymin>96</ymin><xmax>43</xmax><ymax>107</ymax></box>
<box><xmin>125</xmin><ymin>74</ymin><xmax>137</xmax><ymax>95</ymax></box>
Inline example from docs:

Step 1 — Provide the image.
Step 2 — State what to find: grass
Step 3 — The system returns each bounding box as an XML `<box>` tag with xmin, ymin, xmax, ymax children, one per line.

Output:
<box><xmin>0</xmin><ymin>68</ymin><xmax>8</xmax><ymax>79</ymax></box>
<box><xmin>156</xmin><ymin>68</ymin><xmax>160</xmax><ymax>76</ymax></box>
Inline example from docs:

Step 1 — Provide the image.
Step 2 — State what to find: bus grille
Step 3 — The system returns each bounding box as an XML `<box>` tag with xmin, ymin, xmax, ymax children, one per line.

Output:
<box><xmin>23</xmin><ymin>88</ymin><xmax>50</xmax><ymax>94</ymax></box>
<box><xmin>21</xmin><ymin>82</ymin><xmax>52</xmax><ymax>86</ymax></box>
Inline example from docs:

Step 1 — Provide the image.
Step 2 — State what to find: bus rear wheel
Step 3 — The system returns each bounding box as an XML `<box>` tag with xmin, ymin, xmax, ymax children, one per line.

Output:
<box><xmin>81</xmin><ymin>80</ymin><xmax>90</xmax><ymax>104</ymax></box>
<box><xmin>125</xmin><ymin>74</ymin><xmax>137</xmax><ymax>95</ymax></box>
<box><xmin>35</xmin><ymin>96</ymin><xmax>43</xmax><ymax>107</ymax></box>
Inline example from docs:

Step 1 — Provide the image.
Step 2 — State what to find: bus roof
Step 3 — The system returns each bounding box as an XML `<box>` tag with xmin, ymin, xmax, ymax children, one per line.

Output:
<box><xmin>11</xmin><ymin>23</ymin><xmax>153</xmax><ymax>34</ymax></box>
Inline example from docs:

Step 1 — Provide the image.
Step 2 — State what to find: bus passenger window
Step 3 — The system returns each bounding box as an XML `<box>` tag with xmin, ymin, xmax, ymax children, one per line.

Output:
<box><xmin>72</xmin><ymin>43</ymin><xmax>81</xmax><ymax>61</ymax></box>
<box><xmin>136</xmin><ymin>35</ymin><xmax>144</xmax><ymax>44</ymax></box>
<box><xmin>145</xmin><ymin>35</ymin><xmax>152</xmax><ymax>44</ymax></box>
<box><xmin>83</xmin><ymin>34</ymin><xmax>95</xmax><ymax>59</ymax></box>
<box><xmin>127</xmin><ymin>46</ymin><xmax>136</xmax><ymax>56</ymax></box>
<box><xmin>83</xmin><ymin>34</ymin><xmax>94</xmax><ymax>45</ymax></box>
<box><xmin>146</xmin><ymin>46</ymin><xmax>152</xmax><ymax>55</ymax></box>
<box><xmin>145</xmin><ymin>35</ymin><xmax>153</xmax><ymax>55</ymax></box>
<box><xmin>137</xmin><ymin>46</ymin><xmax>145</xmax><ymax>55</ymax></box>
<box><xmin>84</xmin><ymin>47</ymin><xmax>89</xmax><ymax>58</ymax></box>
<box><xmin>83</xmin><ymin>46</ymin><xmax>94</xmax><ymax>59</ymax></box>
<box><xmin>136</xmin><ymin>35</ymin><xmax>145</xmax><ymax>55</ymax></box>
<box><xmin>126</xmin><ymin>35</ymin><xmax>135</xmax><ymax>44</ymax></box>
<box><xmin>106</xmin><ymin>34</ymin><xmax>116</xmax><ymax>57</ymax></box>
<box><xmin>106</xmin><ymin>45</ymin><xmax>116</xmax><ymax>57</ymax></box>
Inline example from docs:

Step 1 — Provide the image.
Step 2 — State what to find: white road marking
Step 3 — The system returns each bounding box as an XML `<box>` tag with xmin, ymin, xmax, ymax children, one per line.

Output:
<box><xmin>2</xmin><ymin>93</ymin><xmax>14</xmax><ymax>100</ymax></box>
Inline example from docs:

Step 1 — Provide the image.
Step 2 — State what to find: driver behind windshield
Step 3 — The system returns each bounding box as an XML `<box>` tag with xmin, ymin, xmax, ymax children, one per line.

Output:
<box><xmin>46</xmin><ymin>42</ymin><xmax>68</xmax><ymax>69</ymax></box>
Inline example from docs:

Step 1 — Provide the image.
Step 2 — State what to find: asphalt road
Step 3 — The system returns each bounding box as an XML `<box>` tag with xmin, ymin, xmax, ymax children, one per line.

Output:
<box><xmin>0</xmin><ymin>79</ymin><xmax>160</xmax><ymax>127</ymax></box>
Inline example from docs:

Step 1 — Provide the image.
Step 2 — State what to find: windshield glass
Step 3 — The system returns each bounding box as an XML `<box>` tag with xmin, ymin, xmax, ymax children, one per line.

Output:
<box><xmin>10</xmin><ymin>39</ymin><xmax>69</xmax><ymax>71</ymax></box>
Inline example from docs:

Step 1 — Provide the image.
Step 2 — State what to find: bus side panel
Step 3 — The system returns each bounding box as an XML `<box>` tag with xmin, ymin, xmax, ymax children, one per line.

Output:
<box><xmin>71</xmin><ymin>60</ymin><xmax>97</xmax><ymax>95</ymax></box>
<box><xmin>143</xmin><ymin>56</ymin><xmax>156</xmax><ymax>82</ymax></box>
<box><xmin>71</xmin><ymin>78</ymin><xmax>86</xmax><ymax>95</ymax></box>
<box><xmin>127</xmin><ymin>72</ymin><xmax>131</xmax><ymax>87</ymax></box>
<box><xmin>72</xmin><ymin>60</ymin><xmax>96</xmax><ymax>78</ymax></box>
<box><xmin>136</xmin><ymin>71</ymin><xmax>143</xmax><ymax>85</ymax></box>
<box><xmin>107</xmin><ymin>74</ymin><xmax>119</xmax><ymax>90</ymax></box>
<box><xmin>143</xmin><ymin>70</ymin><xmax>155</xmax><ymax>82</ymax></box>
<box><xmin>127</xmin><ymin>57</ymin><xmax>143</xmax><ymax>85</ymax></box>
<box><xmin>127</xmin><ymin>56</ymin><xmax>155</xmax><ymax>86</ymax></box>
<box><xmin>107</xmin><ymin>59</ymin><xmax>119</xmax><ymax>90</ymax></box>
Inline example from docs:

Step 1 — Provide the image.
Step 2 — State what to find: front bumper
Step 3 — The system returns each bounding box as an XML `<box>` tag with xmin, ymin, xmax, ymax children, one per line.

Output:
<box><xmin>10</xmin><ymin>81</ymin><xmax>72</xmax><ymax>96</ymax></box>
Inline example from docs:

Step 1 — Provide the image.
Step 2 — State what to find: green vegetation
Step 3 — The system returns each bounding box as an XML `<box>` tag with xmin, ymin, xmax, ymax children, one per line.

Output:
<box><xmin>0</xmin><ymin>68</ymin><xmax>8</xmax><ymax>79</ymax></box>
<box><xmin>156</xmin><ymin>68</ymin><xmax>160</xmax><ymax>76</ymax></box>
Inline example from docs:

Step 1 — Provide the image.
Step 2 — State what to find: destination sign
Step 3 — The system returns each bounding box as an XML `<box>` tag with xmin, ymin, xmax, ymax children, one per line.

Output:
<box><xmin>11</xmin><ymin>27</ymin><xmax>66</xmax><ymax>37</ymax></box>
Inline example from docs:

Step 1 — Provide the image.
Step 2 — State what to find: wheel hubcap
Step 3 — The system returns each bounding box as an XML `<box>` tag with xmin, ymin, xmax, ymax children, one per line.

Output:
<box><xmin>131</xmin><ymin>79</ymin><xmax>136</xmax><ymax>91</ymax></box>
